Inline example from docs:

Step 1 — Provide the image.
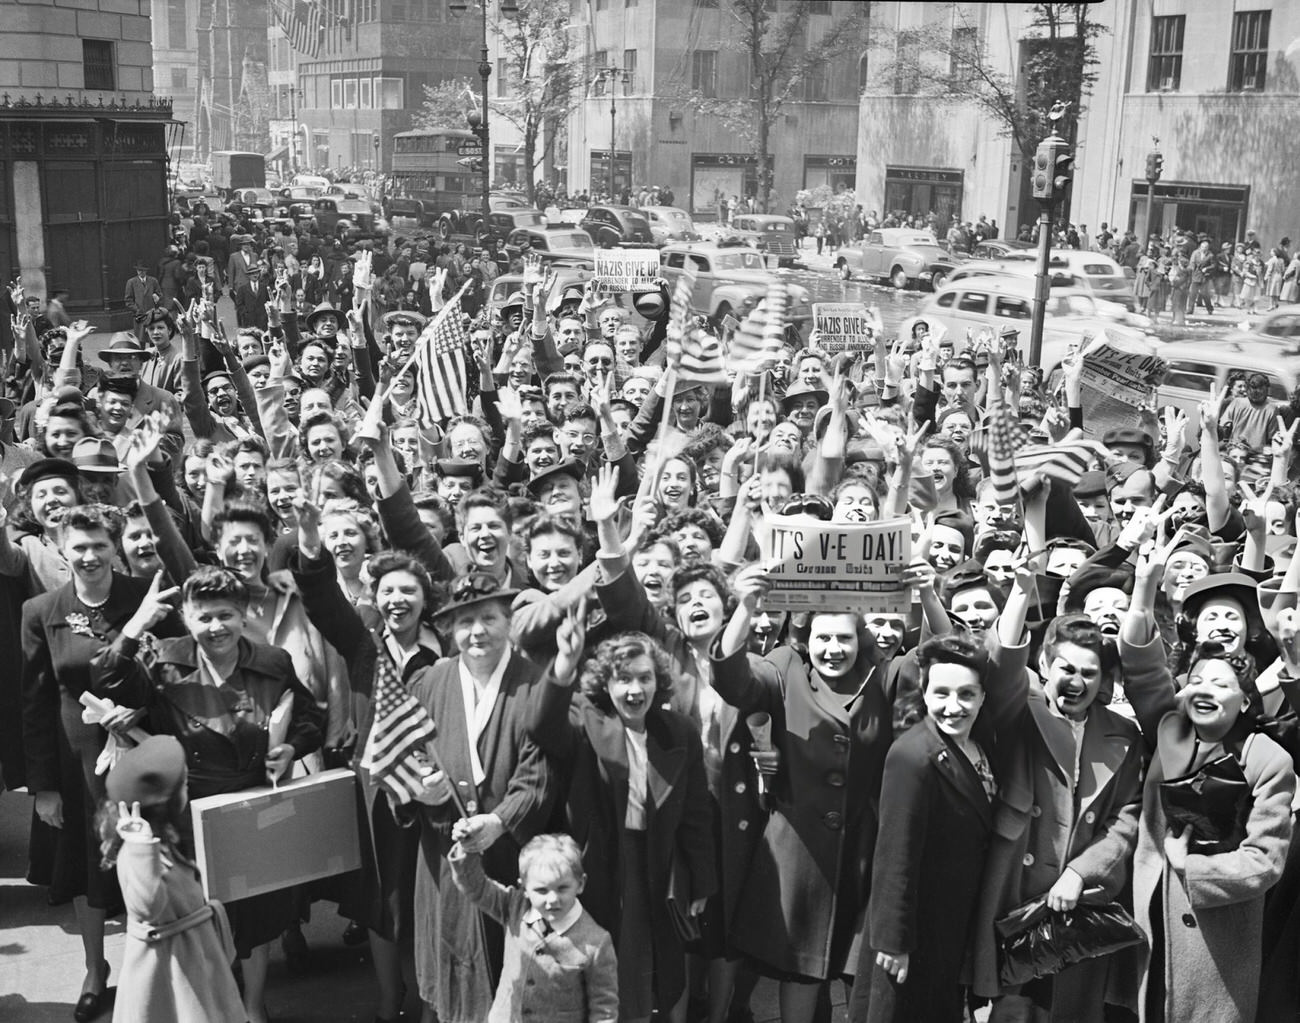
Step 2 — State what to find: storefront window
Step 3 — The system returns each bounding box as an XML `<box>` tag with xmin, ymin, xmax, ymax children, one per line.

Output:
<box><xmin>883</xmin><ymin>166</ymin><xmax>963</xmax><ymax>222</ymax></box>
<box><xmin>690</xmin><ymin>154</ymin><xmax>766</xmax><ymax>217</ymax></box>
<box><xmin>589</xmin><ymin>150</ymin><xmax>633</xmax><ymax>197</ymax></box>
<box><xmin>1129</xmin><ymin>180</ymin><xmax>1249</xmax><ymax>243</ymax></box>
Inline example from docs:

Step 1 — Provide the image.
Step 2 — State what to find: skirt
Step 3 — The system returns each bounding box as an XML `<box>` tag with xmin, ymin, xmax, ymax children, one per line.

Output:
<box><xmin>619</xmin><ymin>829</ymin><xmax>655</xmax><ymax>1021</ymax></box>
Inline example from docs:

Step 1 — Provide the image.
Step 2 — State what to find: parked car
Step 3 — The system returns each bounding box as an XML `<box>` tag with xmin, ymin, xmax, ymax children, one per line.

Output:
<box><xmin>1228</xmin><ymin>304</ymin><xmax>1300</xmax><ymax>343</ymax></box>
<box><xmin>640</xmin><ymin>205</ymin><xmax>699</xmax><ymax>245</ymax></box>
<box><xmin>915</xmin><ymin>276</ymin><xmax>1155</xmax><ymax>377</ymax></box>
<box><xmin>1048</xmin><ymin>250</ymin><xmax>1137</xmax><ymax>310</ymax></box>
<box><xmin>227</xmin><ymin>187</ymin><xmax>276</xmax><ymax>220</ymax></box>
<box><xmin>579</xmin><ymin>205</ymin><xmax>656</xmax><ymax>248</ymax></box>
<box><xmin>1157</xmin><ymin>337</ymin><xmax>1300</xmax><ymax>419</ymax></box>
<box><xmin>971</xmin><ymin>239</ymin><xmax>1036</xmax><ymax>260</ymax></box>
<box><xmin>486</xmin><ymin>265</ymin><xmax>594</xmax><ymax>317</ymax></box>
<box><xmin>504</xmin><ymin>227</ymin><xmax>597</xmax><ymax>264</ymax></box>
<box><xmin>437</xmin><ymin>192</ymin><xmax>536</xmax><ymax>242</ymax></box>
<box><xmin>312</xmin><ymin>196</ymin><xmax>385</xmax><ymax>237</ymax></box>
<box><xmin>834</xmin><ymin>228</ymin><xmax>958</xmax><ymax>290</ymax></box>
<box><xmin>659</xmin><ymin>242</ymin><xmax>812</xmax><ymax>331</ymax></box>
<box><xmin>383</xmin><ymin>188</ymin><xmax>442</xmax><ymax>227</ymax></box>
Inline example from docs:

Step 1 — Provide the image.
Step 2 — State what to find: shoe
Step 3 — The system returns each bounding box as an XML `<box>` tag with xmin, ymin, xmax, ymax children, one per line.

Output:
<box><xmin>280</xmin><ymin>925</ymin><xmax>311</xmax><ymax>975</ymax></box>
<box><xmin>342</xmin><ymin>920</ymin><xmax>369</xmax><ymax>947</ymax></box>
<box><xmin>73</xmin><ymin>962</ymin><xmax>110</xmax><ymax>1022</ymax></box>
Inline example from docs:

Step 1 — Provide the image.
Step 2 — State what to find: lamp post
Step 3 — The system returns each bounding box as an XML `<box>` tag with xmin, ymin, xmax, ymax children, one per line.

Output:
<box><xmin>451</xmin><ymin>0</ymin><xmax>516</xmax><ymax>242</ymax></box>
<box><xmin>287</xmin><ymin>83</ymin><xmax>298</xmax><ymax>173</ymax></box>
<box><xmin>594</xmin><ymin>66</ymin><xmax>629</xmax><ymax>200</ymax></box>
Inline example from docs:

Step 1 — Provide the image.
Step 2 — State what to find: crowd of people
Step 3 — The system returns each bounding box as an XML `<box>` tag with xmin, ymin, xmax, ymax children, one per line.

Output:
<box><xmin>2</xmin><ymin>197</ymin><xmax>1300</xmax><ymax>1023</ymax></box>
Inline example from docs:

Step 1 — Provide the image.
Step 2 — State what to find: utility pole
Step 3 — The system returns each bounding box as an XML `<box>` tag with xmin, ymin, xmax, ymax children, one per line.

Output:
<box><xmin>594</xmin><ymin>67</ymin><xmax>629</xmax><ymax>199</ymax></box>
<box><xmin>1028</xmin><ymin>102</ymin><xmax>1075</xmax><ymax>367</ymax></box>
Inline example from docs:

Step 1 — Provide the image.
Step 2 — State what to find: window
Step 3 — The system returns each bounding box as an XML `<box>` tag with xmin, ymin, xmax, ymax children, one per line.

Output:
<box><xmin>166</xmin><ymin>0</ymin><xmax>188</xmax><ymax>49</ymax></box>
<box><xmin>377</xmin><ymin>77</ymin><xmax>404</xmax><ymax>109</ymax></box>
<box><xmin>994</xmin><ymin>297</ymin><xmax>1031</xmax><ymax>320</ymax></box>
<box><xmin>951</xmin><ymin>26</ymin><xmax>979</xmax><ymax>84</ymax></box>
<box><xmin>390</xmin><ymin>0</ymin><xmax>406</xmax><ymax>19</ymax></box>
<box><xmin>171</xmin><ymin>67</ymin><xmax>188</xmax><ymax>91</ymax></box>
<box><xmin>1163</xmin><ymin>361</ymin><xmax>1217</xmax><ymax>393</ymax></box>
<box><xmin>1147</xmin><ymin>15</ymin><xmax>1184</xmax><ymax>91</ymax></box>
<box><xmin>83</xmin><ymin>40</ymin><xmax>115</xmax><ymax>91</ymax></box>
<box><xmin>344</xmin><ymin>78</ymin><xmax>358</xmax><ymax>109</ymax></box>
<box><xmin>359</xmin><ymin>76</ymin><xmax>372</xmax><ymax>108</ymax></box>
<box><xmin>936</xmin><ymin>292</ymin><xmax>956</xmax><ymax>308</ymax></box>
<box><xmin>692</xmin><ymin>50</ymin><xmax>718</xmax><ymax>97</ymax></box>
<box><xmin>803</xmin><ymin>65</ymin><xmax>828</xmax><ymax>101</ymax></box>
<box><xmin>894</xmin><ymin>32</ymin><xmax>920</xmax><ymax>94</ymax></box>
<box><xmin>858</xmin><ymin>53</ymin><xmax>869</xmax><ymax>93</ymax></box>
<box><xmin>497</xmin><ymin>58</ymin><xmax>509</xmax><ymax>97</ymax></box>
<box><xmin>957</xmin><ymin>292</ymin><xmax>989</xmax><ymax>314</ymax></box>
<box><xmin>623</xmin><ymin>50</ymin><xmax>637</xmax><ymax>93</ymax></box>
<box><xmin>1229</xmin><ymin>11</ymin><xmax>1269</xmax><ymax>91</ymax></box>
<box><xmin>330</xmin><ymin>78</ymin><xmax>343</xmax><ymax>108</ymax></box>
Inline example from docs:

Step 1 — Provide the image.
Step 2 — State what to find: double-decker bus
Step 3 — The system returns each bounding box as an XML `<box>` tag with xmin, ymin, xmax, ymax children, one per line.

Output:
<box><xmin>386</xmin><ymin>127</ymin><xmax>475</xmax><ymax>227</ymax></box>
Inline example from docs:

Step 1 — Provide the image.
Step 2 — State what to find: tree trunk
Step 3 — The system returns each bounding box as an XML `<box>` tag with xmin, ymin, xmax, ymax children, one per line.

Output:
<box><xmin>524</xmin><ymin>122</ymin><xmax>538</xmax><ymax>207</ymax></box>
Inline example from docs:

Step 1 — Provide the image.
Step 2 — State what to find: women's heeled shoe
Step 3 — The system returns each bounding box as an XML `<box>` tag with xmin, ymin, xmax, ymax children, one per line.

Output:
<box><xmin>72</xmin><ymin>962</ymin><xmax>110</xmax><ymax>1022</ymax></box>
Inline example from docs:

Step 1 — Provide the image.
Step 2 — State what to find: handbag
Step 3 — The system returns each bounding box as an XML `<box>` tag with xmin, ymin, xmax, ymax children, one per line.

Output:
<box><xmin>1158</xmin><ymin>748</ymin><xmax>1252</xmax><ymax>855</ymax></box>
<box><xmin>995</xmin><ymin>893</ymin><xmax>1146</xmax><ymax>987</ymax></box>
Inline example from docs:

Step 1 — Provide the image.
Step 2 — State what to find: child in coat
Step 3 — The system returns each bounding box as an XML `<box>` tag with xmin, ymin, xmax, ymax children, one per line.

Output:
<box><xmin>448</xmin><ymin>832</ymin><xmax>619</xmax><ymax>1023</ymax></box>
<box><xmin>98</xmin><ymin>735</ymin><xmax>244</xmax><ymax>1023</ymax></box>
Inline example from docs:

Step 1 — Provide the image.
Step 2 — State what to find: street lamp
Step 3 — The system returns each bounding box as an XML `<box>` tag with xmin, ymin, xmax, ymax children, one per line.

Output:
<box><xmin>594</xmin><ymin>66</ymin><xmax>630</xmax><ymax>199</ymax></box>
<box><xmin>450</xmin><ymin>0</ymin><xmax>517</xmax><ymax>241</ymax></box>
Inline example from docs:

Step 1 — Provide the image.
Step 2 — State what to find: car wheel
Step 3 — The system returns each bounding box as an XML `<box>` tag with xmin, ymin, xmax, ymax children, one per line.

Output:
<box><xmin>439</xmin><ymin>219</ymin><xmax>452</xmax><ymax>241</ymax></box>
<box><xmin>931</xmin><ymin>270</ymin><xmax>949</xmax><ymax>290</ymax></box>
<box><xmin>890</xmin><ymin>267</ymin><xmax>909</xmax><ymax>290</ymax></box>
<box><xmin>837</xmin><ymin>260</ymin><xmax>851</xmax><ymax>282</ymax></box>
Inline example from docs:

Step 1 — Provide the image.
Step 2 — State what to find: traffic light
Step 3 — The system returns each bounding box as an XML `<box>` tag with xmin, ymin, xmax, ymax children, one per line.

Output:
<box><xmin>1152</xmin><ymin>152</ymin><xmax>1164</xmax><ymax>182</ymax></box>
<box><xmin>1145</xmin><ymin>153</ymin><xmax>1158</xmax><ymax>179</ymax></box>
<box><xmin>1031</xmin><ymin>139</ymin><xmax>1058</xmax><ymax>201</ymax></box>
<box><xmin>1052</xmin><ymin>149</ymin><xmax>1075</xmax><ymax>196</ymax></box>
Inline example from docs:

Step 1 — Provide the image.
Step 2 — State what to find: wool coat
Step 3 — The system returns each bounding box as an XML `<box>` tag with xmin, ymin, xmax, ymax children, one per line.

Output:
<box><xmin>595</xmin><ymin>561</ymin><xmax>766</xmax><ymax>934</ymax></box>
<box><xmin>1121</xmin><ymin>630</ymin><xmax>1295</xmax><ymax>1023</ymax></box>
<box><xmin>709</xmin><ymin>638</ymin><xmax>896</xmax><ymax>980</ymax></box>
<box><xmin>408</xmin><ymin>651</ymin><xmax>556</xmax><ymax>1023</ymax></box>
<box><xmin>111</xmin><ymin>836</ymin><xmax>244</xmax><ymax>1023</ymax></box>
<box><xmin>448</xmin><ymin>847</ymin><xmax>619</xmax><ymax>1023</ymax></box>
<box><xmin>850</xmin><ymin>716</ymin><xmax>993</xmax><ymax>1023</ymax></box>
<box><xmin>969</xmin><ymin>632</ymin><xmax>1145</xmax><ymax>1022</ymax></box>
<box><xmin>527</xmin><ymin>677</ymin><xmax>717</xmax><ymax>1009</ymax></box>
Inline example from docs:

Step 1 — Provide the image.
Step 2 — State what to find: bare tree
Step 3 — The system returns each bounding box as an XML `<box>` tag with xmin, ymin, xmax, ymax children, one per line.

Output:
<box><xmin>875</xmin><ymin>3</ymin><xmax>1105</xmax><ymax>162</ymax></box>
<box><xmin>677</xmin><ymin>0</ymin><xmax>869</xmax><ymax>213</ymax></box>
<box><xmin>415</xmin><ymin>0</ymin><xmax>582</xmax><ymax>206</ymax></box>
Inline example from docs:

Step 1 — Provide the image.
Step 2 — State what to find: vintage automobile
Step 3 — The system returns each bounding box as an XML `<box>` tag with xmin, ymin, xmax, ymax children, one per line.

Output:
<box><xmin>437</xmin><ymin>192</ymin><xmax>532</xmax><ymax>241</ymax></box>
<box><xmin>275</xmin><ymin>185</ymin><xmax>322</xmax><ymax>221</ymax></box>
<box><xmin>226</xmin><ymin>187</ymin><xmax>276</xmax><ymax>221</ymax></box>
<box><xmin>1157</xmin><ymin>336</ymin><xmax>1300</xmax><ymax>419</ymax></box>
<box><xmin>311</xmin><ymin>196</ymin><xmax>385</xmax><ymax>237</ymax></box>
<box><xmin>834</xmin><ymin>228</ymin><xmax>958</xmax><ymax>289</ymax></box>
<box><xmin>728</xmin><ymin>213</ymin><xmax>800</xmax><ymax>266</ymax></box>
<box><xmin>383</xmin><ymin>188</ymin><xmax>442</xmax><ymax>227</ymax></box>
<box><xmin>486</xmin><ymin>265</ymin><xmax>594</xmax><ymax>317</ymax></box>
<box><xmin>579</xmin><ymin>205</ymin><xmax>657</xmax><ymax>248</ymax></box>
<box><xmin>640</xmin><ymin>205</ymin><xmax>700</xmax><ymax>245</ymax></box>
<box><xmin>504</xmin><ymin>226</ymin><xmax>596</xmax><ymax>264</ymax></box>
<box><xmin>971</xmin><ymin>239</ymin><xmax>1035</xmax><ymax>261</ymax></box>
<box><xmin>659</xmin><ymin>242</ymin><xmax>812</xmax><ymax>331</ymax></box>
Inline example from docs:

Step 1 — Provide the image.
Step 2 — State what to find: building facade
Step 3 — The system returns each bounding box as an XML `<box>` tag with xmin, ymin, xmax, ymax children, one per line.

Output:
<box><xmin>0</xmin><ymin>0</ymin><xmax>171</xmax><ymax>328</ymax></box>
<box><xmin>566</xmin><ymin>0</ymin><xmax>865</xmax><ymax>218</ymax></box>
<box><xmin>857</xmin><ymin>1</ymin><xmax>1300</xmax><ymax>247</ymax></box>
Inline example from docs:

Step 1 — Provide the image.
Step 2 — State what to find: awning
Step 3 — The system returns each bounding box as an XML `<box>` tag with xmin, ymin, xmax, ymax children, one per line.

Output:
<box><xmin>265</xmin><ymin>144</ymin><xmax>289</xmax><ymax>162</ymax></box>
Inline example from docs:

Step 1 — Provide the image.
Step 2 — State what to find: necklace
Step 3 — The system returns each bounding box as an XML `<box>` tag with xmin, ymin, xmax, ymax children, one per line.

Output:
<box><xmin>78</xmin><ymin>589</ymin><xmax>111</xmax><ymax>610</ymax></box>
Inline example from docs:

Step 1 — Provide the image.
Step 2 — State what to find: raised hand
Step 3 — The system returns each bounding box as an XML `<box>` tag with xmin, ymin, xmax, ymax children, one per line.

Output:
<box><xmin>123</xmin><ymin>414</ymin><xmax>166</xmax><ymax>471</ymax></box>
<box><xmin>114</xmin><ymin>800</ymin><xmax>153</xmax><ymax>840</ymax></box>
<box><xmin>1199</xmin><ymin>384</ymin><xmax>1226</xmax><ymax>434</ymax></box>
<box><xmin>553</xmin><ymin>598</ymin><xmax>589</xmax><ymax>685</ymax></box>
<box><xmin>732</xmin><ymin>563</ymin><xmax>771</xmax><ymax>613</ymax></box>
<box><xmin>204</xmin><ymin>450</ymin><xmax>234</xmax><ymax>488</ymax></box>
<box><xmin>522</xmin><ymin>252</ymin><xmax>544</xmax><ymax>287</ymax></box>
<box><xmin>587</xmin><ymin>462</ymin><xmax>620</xmax><ymax>523</ymax></box>
<box><xmin>429</xmin><ymin>266</ymin><xmax>449</xmax><ymax>311</ymax></box>
<box><xmin>66</xmin><ymin>320</ymin><xmax>95</xmax><ymax>346</ymax></box>
<box><xmin>496</xmin><ymin>386</ymin><xmax>522</xmax><ymax>424</ymax></box>
<box><xmin>1164</xmin><ymin>406</ymin><xmax>1190</xmax><ymax>457</ymax></box>
<box><xmin>125</xmin><ymin>571</ymin><xmax>179</xmax><ymax>638</ymax></box>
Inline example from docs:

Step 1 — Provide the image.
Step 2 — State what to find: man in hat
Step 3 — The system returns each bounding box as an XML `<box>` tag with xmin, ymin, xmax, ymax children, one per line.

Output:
<box><xmin>71</xmin><ymin>434</ymin><xmax>125</xmax><ymax>501</ymax></box>
<box><xmin>235</xmin><ymin>265</ymin><xmax>270</xmax><ymax>331</ymax></box>
<box><xmin>227</xmin><ymin>235</ymin><xmax>257</xmax><ymax>293</ymax></box>
<box><xmin>406</xmin><ymin>570</ymin><xmax>555</xmax><ymax>1023</ymax></box>
<box><xmin>123</xmin><ymin>261</ymin><xmax>161</xmax><ymax>342</ymax></box>
<box><xmin>97</xmin><ymin>334</ymin><xmax>184</xmax><ymax>459</ymax></box>
<box><xmin>140</xmin><ymin>308</ymin><xmax>185</xmax><ymax>396</ymax></box>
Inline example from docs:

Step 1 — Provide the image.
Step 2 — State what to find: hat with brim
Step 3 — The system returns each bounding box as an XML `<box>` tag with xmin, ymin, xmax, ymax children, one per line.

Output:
<box><xmin>526</xmin><ymin>460</ymin><xmax>586</xmax><ymax>498</ymax></box>
<box><xmin>433</xmin><ymin>572</ymin><xmax>521</xmax><ymax>623</ymax></box>
<box><xmin>500</xmin><ymin>291</ymin><xmax>527</xmax><ymax>313</ymax></box>
<box><xmin>435</xmin><ymin>459</ymin><xmax>485</xmax><ymax>482</ymax></box>
<box><xmin>72</xmin><ymin>437</ymin><xmax>124</xmax><ymax>476</ymax></box>
<box><xmin>18</xmin><ymin>457</ymin><xmax>80</xmax><ymax>489</ymax></box>
<box><xmin>304</xmin><ymin>302</ymin><xmax>342</xmax><ymax>330</ymax></box>
<box><xmin>106</xmin><ymin>735</ymin><xmax>186</xmax><ymax>807</ymax></box>
<box><xmin>383</xmin><ymin>309</ymin><xmax>428</xmax><ymax>330</ymax></box>
<box><xmin>1178</xmin><ymin>572</ymin><xmax>1265</xmax><ymax>640</ymax></box>
<box><xmin>99</xmin><ymin>333</ymin><xmax>155</xmax><ymax>362</ymax></box>
<box><xmin>780</xmin><ymin>383</ymin><xmax>829</xmax><ymax>414</ymax></box>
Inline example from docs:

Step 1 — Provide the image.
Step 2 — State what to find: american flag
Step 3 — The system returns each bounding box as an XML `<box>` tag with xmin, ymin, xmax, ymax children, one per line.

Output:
<box><xmin>729</xmin><ymin>283</ymin><xmax>788</xmax><ymax>374</ymax></box>
<box><xmin>359</xmin><ymin>652</ymin><xmax>437</xmax><ymax>805</ymax></box>
<box><xmin>414</xmin><ymin>295</ymin><xmax>471</xmax><ymax>426</ymax></box>
<box><xmin>986</xmin><ymin>401</ymin><xmax>1032</xmax><ymax>506</ymax></box>
<box><xmin>271</xmin><ymin>0</ymin><xmax>324</xmax><ymax>59</ymax></box>
<box><xmin>675</xmin><ymin>327</ymin><xmax>728</xmax><ymax>385</ymax></box>
<box><xmin>1017</xmin><ymin>438</ymin><xmax>1108</xmax><ymax>489</ymax></box>
<box><xmin>666</xmin><ymin>268</ymin><xmax>697</xmax><ymax>357</ymax></box>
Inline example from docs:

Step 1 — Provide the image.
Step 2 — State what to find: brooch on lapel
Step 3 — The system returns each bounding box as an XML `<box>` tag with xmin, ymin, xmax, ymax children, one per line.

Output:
<box><xmin>66</xmin><ymin>613</ymin><xmax>99</xmax><ymax>639</ymax></box>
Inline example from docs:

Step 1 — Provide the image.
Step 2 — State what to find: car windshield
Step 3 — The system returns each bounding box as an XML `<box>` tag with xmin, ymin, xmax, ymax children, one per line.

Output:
<box><xmin>763</xmin><ymin>223</ymin><xmax>792</xmax><ymax>233</ymax></box>
<box><xmin>713</xmin><ymin>251</ymin><xmax>766</xmax><ymax>270</ymax></box>
<box><xmin>666</xmin><ymin>211</ymin><xmax>690</xmax><ymax>224</ymax></box>
<box><xmin>556</xmin><ymin>233</ymin><xmax>594</xmax><ymax>249</ymax></box>
<box><xmin>898</xmin><ymin>234</ymin><xmax>939</xmax><ymax>247</ymax></box>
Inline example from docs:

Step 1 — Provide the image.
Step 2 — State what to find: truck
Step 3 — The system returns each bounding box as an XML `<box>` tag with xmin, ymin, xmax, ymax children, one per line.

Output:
<box><xmin>211</xmin><ymin>151</ymin><xmax>267</xmax><ymax>192</ymax></box>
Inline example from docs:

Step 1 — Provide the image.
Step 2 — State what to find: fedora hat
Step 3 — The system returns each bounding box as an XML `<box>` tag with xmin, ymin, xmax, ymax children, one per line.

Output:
<box><xmin>72</xmin><ymin>437</ymin><xmax>124</xmax><ymax>476</ymax></box>
<box><xmin>99</xmin><ymin>333</ymin><xmax>155</xmax><ymax>362</ymax></box>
